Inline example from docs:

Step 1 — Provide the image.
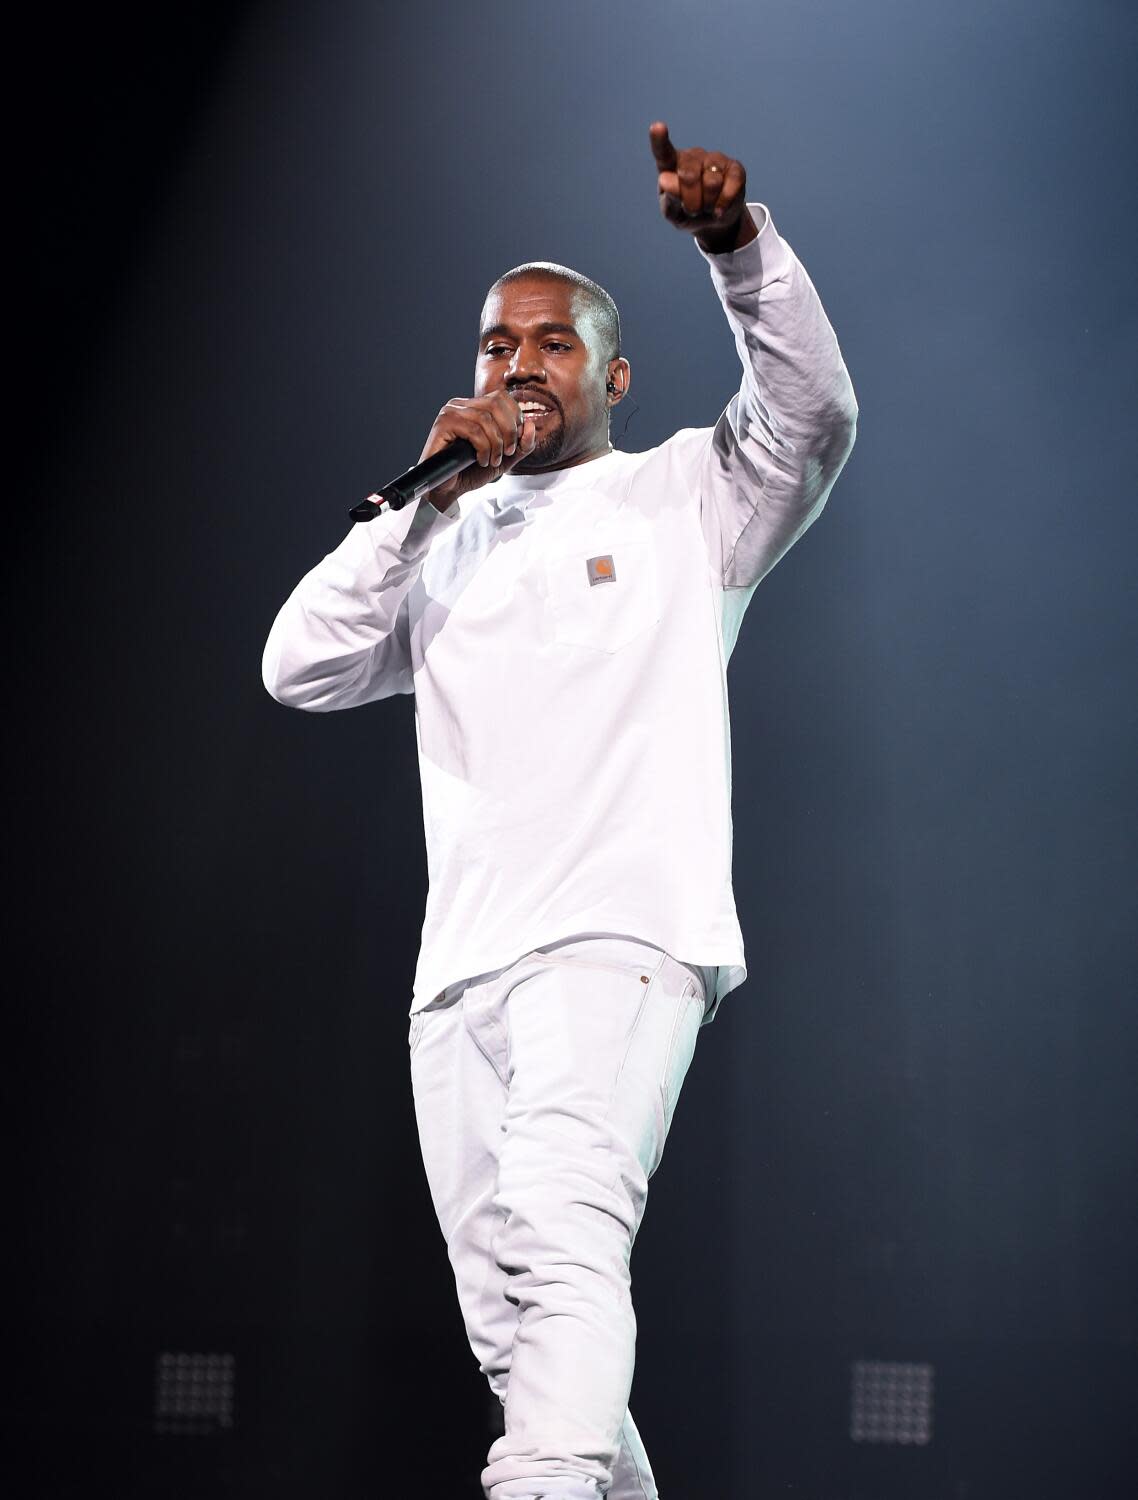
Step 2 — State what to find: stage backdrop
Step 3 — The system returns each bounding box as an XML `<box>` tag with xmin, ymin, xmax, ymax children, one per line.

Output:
<box><xmin>8</xmin><ymin>2</ymin><xmax>1136</xmax><ymax>1496</ymax></box>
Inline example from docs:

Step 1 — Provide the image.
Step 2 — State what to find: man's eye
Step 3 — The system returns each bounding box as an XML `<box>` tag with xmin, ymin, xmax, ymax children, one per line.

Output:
<box><xmin>483</xmin><ymin>342</ymin><xmax>571</xmax><ymax>356</ymax></box>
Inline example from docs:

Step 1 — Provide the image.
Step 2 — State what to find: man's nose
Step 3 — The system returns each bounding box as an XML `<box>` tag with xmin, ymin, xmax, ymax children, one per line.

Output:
<box><xmin>506</xmin><ymin>342</ymin><xmax>546</xmax><ymax>384</ymax></box>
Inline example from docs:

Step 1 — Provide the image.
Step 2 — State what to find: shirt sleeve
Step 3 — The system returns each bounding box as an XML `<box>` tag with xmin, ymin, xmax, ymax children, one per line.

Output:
<box><xmin>261</xmin><ymin>495</ymin><xmax>459</xmax><ymax>711</ymax></box>
<box><xmin>694</xmin><ymin>202</ymin><xmax>858</xmax><ymax>591</ymax></box>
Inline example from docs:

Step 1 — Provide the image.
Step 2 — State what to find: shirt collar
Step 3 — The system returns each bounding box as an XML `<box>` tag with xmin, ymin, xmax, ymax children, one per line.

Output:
<box><xmin>488</xmin><ymin>448</ymin><xmax>620</xmax><ymax>511</ymax></box>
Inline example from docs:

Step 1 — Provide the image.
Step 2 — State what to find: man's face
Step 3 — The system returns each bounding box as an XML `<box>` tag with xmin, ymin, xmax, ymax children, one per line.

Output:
<box><xmin>476</xmin><ymin>276</ymin><xmax>612</xmax><ymax>472</ymax></box>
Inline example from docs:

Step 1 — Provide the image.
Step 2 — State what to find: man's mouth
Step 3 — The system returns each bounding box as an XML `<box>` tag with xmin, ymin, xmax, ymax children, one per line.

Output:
<box><xmin>512</xmin><ymin>393</ymin><xmax>559</xmax><ymax>422</ymax></box>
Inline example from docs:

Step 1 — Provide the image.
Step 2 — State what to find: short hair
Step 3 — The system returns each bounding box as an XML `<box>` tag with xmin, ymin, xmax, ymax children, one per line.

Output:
<box><xmin>484</xmin><ymin>262</ymin><xmax>621</xmax><ymax>362</ymax></box>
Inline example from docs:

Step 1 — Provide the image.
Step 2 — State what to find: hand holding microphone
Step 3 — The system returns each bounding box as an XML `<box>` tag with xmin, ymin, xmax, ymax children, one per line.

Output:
<box><xmin>350</xmin><ymin>391</ymin><xmax>538</xmax><ymax>521</ymax></box>
<box><xmin>419</xmin><ymin>391</ymin><xmax>539</xmax><ymax>510</ymax></box>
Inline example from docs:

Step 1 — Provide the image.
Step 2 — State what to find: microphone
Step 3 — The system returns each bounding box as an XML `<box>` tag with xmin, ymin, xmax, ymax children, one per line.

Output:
<box><xmin>348</xmin><ymin>438</ymin><xmax>478</xmax><ymax>522</ymax></box>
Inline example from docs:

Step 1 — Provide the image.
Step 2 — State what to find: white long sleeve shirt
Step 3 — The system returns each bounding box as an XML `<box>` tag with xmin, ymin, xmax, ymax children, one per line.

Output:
<box><xmin>262</xmin><ymin>204</ymin><xmax>857</xmax><ymax>1023</ymax></box>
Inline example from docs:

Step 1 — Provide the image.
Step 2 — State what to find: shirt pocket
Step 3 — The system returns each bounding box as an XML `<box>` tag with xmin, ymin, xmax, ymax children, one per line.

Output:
<box><xmin>544</xmin><ymin>537</ymin><xmax>660</xmax><ymax>653</ymax></box>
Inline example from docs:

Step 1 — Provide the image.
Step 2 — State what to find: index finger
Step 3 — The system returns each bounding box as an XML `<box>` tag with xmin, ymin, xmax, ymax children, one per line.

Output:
<box><xmin>649</xmin><ymin>120</ymin><xmax>677</xmax><ymax>171</ymax></box>
<box><xmin>489</xmin><ymin>389</ymin><xmax>525</xmax><ymax>439</ymax></box>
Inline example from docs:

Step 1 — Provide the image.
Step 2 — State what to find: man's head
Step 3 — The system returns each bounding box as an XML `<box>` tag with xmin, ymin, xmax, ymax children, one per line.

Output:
<box><xmin>476</xmin><ymin>263</ymin><xmax>630</xmax><ymax>472</ymax></box>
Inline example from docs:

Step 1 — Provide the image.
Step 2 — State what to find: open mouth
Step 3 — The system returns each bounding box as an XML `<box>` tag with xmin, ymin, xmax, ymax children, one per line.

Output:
<box><xmin>514</xmin><ymin>395</ymin><xmax>559</xmax><ymax>424</ymax></box>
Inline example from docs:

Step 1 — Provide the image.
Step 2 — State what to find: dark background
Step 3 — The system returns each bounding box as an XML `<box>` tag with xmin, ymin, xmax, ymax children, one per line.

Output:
<box><xmin>8</xmin><ymin>2</ymin><xmax>1136</xmax><ymax>1495</ymax></box>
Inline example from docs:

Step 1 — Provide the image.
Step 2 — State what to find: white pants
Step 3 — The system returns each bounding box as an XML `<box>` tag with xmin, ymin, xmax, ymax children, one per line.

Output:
<box><xmin>408</xmin><ymin>931</ymin><xmax>714</xmax><ymax>1499</ymax></box>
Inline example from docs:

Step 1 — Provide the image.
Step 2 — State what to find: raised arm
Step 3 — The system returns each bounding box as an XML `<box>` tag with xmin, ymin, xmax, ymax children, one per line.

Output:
<box><xmin>650</xmin><ymin>121</ymin><xmax>858</xmax><ymax>591</ymax></box>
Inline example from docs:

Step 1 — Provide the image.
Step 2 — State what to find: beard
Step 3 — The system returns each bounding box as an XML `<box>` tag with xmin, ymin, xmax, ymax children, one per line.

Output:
<box><xmin>512</xmin><ymin>410</ymin><xmax>567</xmax><ymax>471</ymax></box>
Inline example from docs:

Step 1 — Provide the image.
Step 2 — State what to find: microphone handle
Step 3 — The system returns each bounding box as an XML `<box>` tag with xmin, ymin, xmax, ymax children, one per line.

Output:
<box><xmin>348</xmin><ymin>438</ymin><xmax>479</xmax><ymax>522</ymax></box>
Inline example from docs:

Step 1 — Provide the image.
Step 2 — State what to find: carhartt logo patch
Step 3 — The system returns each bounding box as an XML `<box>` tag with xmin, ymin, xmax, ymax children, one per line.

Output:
<box><xmin>586</xmin><ymin>554</ymin><xmax>616</xmax><ymax>586</ymax></box>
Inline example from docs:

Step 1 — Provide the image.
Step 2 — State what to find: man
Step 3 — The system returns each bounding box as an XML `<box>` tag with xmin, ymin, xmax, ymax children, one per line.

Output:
<box><xmin>263</xmin><ymin>121</ymin><xmax>857</xmax><ymax>1499</ymax></box>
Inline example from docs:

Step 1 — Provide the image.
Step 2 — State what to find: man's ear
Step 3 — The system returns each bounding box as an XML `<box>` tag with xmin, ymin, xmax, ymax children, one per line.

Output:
<box><xmin>606</xmin><ymin>357</ymin><xmax>631</xmax><ymax>404</ymax></box>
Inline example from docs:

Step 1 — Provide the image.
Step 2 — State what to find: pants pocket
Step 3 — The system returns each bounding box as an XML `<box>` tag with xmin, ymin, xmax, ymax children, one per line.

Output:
<box><xmin>529</xmin><ymin>943</ymin><xmax>662</xmax><ymax>984</ymax></box>
<box><xmin>660</xmin><ymin>980</ymin><xmax>703</xmax><ymax>1141</ymax></box>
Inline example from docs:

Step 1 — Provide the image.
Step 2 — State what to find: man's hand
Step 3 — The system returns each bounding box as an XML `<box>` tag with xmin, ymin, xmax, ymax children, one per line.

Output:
<box><xmin>418</xmin><ymin>392</ymin><xmax>538</xmax><ymax>510</ymax></box>
<box><xmin>649</xmin><ymin>121</ymin><xmax>757</xmax><ymax>255</ymax></box>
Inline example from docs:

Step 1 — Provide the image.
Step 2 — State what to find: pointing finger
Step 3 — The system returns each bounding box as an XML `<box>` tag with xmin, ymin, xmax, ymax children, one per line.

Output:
<box><xmin>649</xmin><ymin>120</ymin><xmax>677</xmax><ymax>171</ymax></box>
